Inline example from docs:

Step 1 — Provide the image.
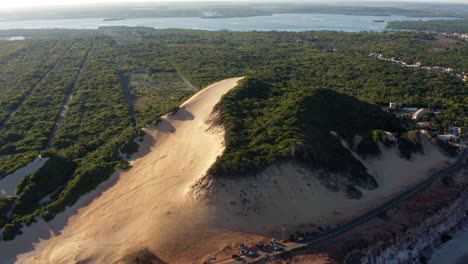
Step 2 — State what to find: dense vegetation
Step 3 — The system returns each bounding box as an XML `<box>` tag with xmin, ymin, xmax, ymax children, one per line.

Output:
<box><xmin>0</xmin><ymin>40</ymin><xmax>71</xmax><ymax>126</ymax></box>
<box><xmin>0</xmin><ymin>27</ymin><xmax>467</xmax><ymax>240</ymax></box>
<box><xmin>209</xmin><ymin>78</ymin><xmax>407</xmax><ymax>197</ymax></box>
<box><xmin>0</xmin><ymin>39</ymin><xmax>91</xmax><ymax>153</ymax></box>
<box><xmin>387</xmin><ymin>19</ymin><xmax>468</xmax><ymax>34</ymax></box>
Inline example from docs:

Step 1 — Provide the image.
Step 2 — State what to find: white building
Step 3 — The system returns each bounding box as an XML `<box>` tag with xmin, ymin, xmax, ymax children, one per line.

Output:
<box><xmin>403</xmin><ymin>107</ymin><xmax>418</xmax><ymax>112</ymax></box>
<box><xmin>412</xmin><ymin>108</ymin><xmax>427</xmax><ymax>120</ymax></box>
<box><xmin>437</xmin><ymin>134</ymin><xmax>457</xmax><ymax>142</ymax></box>
<box><xmin>449</xmin><ymin>126</ymin><xmax>462</xmax><ymax>136</ymax></box>
<box><xmin>389</xmin><ymin>102</ymin><xmax>397</xmax><ymax>109</ymax></box>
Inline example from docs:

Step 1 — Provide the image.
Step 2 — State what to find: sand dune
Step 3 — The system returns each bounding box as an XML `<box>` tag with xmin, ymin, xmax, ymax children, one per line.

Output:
<box><xmin>190</xmin><ymin>135</ymin><xmax>451</xmax><ymax>237</ymax></box>
<box><xmin>5</xmin><ymin>77</ymin><xmax>244</xmax><ymax>264</ymax></box>
<box><xmin>1</xmin><ymin>77</ymin><xmax>453</xmax><ymax>264</ymax></box>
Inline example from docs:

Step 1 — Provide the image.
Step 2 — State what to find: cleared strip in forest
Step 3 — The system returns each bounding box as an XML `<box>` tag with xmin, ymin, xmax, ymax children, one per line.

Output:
<box><xmin>114</xmin><ymin>54</ymin><xmax>135</xmax><ymax>117</ymax></box>
<box><xmin>176</xmin><ymin>71</ymin><xmax>198</xmax><ymax>91</ymax></box>
<box><xmin>45</xmin><ymin>42</ymin><xmax>93</xmax><ymax>149</ymax></box>
<box><xmin>0</xmin><ymin>42</ymin><xmax>75</xmax><ymax>131</ymax></box>
<box><xmin>171</xmin><ymin>63</ymin><xmax>198</xmax><ymax>91</ymax></box>
<box><xmin>119</xmin><ymin>76</ymin><xmax>135</xmax><ymax>116</ymax></box>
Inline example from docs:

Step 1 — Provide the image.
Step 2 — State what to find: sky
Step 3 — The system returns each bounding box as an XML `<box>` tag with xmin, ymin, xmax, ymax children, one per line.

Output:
<box><xmin>1</xmin><ymin>0</ymin><xmax>467</xmax><ymax>10</ymax></box>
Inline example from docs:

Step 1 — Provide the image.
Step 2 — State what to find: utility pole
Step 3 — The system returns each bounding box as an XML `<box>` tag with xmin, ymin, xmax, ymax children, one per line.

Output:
<box><xmin>282</xmin><ymin>225</ymin><xmax>286</xmax><ymax>242</ymax></box>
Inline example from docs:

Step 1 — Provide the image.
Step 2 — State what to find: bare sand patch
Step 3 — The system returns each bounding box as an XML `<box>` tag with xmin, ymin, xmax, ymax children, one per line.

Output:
<box><xmin>6</xmin><ymin>77</ymin><xmax>244</xmax><ymax>264</ymax></box>
<box><xmin>190</xmin><ymin>133</ymin><xmax>452</xmax><ymax>246</ymax></box>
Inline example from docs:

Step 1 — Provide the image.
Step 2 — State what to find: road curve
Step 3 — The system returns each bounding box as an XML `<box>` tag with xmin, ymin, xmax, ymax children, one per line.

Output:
<box><xmin>227</xmin><ymin>147</ymin><xmax>468</xmax><ymax>264</ymax></box>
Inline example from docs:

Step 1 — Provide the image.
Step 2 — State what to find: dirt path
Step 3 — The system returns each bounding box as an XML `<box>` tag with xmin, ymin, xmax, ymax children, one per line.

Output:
<box><xmin>175</xmin><ymin>70</ymin><xmax>198</xmax><ymax>91</ymax></box>
<box><xmin>45</xmin><ymin>42</ymin><xmax>92</xmax><ymax>149</ymax></box>
<box><xmin>0</xmin><ymin>42</ymin><xmax>74</xmax><ymax>131</ymax></box>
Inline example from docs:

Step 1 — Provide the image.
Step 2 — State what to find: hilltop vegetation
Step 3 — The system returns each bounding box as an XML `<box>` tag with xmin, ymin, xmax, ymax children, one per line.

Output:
<box><xmin>210</xmin><ymin>78</ymin><xmax>410</xmax><ymax>195</ymax></box>
<box><xmin>0</xmin><ymin>28</ymin><xmax>466</xmax><ymax>239</ymax></box>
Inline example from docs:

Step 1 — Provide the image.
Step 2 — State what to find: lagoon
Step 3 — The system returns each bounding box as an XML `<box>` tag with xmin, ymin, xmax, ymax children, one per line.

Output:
<box><xmin>0</xmin><ymin>14</ymin><xmax>456</xmax><ymax>32</ymax></box>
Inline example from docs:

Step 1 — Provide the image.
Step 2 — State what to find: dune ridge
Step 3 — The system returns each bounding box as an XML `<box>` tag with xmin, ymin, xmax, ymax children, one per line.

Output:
<box><xmin>3</xmin><ymin>77</ymin><xmax>243</xmax><ymax>264</ymax></box>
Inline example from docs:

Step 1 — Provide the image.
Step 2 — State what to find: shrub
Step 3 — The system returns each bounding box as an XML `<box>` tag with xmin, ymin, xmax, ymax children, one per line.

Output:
<box><xmin>210</xmin><ymin>78</ymin><xmax>403</xmax><ymax>190</ymax></box>
<box><xmin>121</xmin><ymin>248</ymin><xmax>166</xmax><ymax>264</ymax></box>
<box><xmin>398</xmin><ymin>130</ymin><xmax>423</xmax><ymax>160</ymax></box>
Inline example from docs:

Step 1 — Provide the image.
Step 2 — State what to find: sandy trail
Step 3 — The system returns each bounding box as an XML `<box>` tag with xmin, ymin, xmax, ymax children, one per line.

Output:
<box><xmin>10</xmin><ymin>77</ymin><xmax>244</xmax><ymax>264</ymax></box>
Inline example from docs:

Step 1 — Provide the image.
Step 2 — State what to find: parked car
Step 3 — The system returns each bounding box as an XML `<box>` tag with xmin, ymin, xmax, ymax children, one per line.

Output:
<box><xmin>247</xmin><ymin>251</ymin><xmax>257</xmax><ymax>258</ymax></box>
<box><xmin>273</xmin><ymin>246</ymin><xmax>283</xmax><ymax>251</ymax></box>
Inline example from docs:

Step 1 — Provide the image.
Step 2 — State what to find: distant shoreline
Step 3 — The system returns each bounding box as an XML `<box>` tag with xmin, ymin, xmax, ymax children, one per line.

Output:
<box><xmin>103</xmin><ymin>18</ymin><xmax>126</xmax><ymax>22</ymax></box>
<box><xmin>0</xmin><ymin>14</ymin><xmax>456</xmax><ymax>33</ymax></box>
<box><xmin>201</xmin><ymin>14</ymin><xmax>273</xmax><ymax>19</ymax></box>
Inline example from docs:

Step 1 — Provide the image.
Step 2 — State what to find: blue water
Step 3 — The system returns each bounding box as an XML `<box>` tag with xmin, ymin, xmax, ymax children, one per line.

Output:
<box><xmin>430</xmin><ymin>226</ymin><xmax>468</xmax><ymax>264</ymax></box>
<box><xmin>0</xmin><ymin>14</ymin><xmax>456</xmax><ymax>32</ymax></box>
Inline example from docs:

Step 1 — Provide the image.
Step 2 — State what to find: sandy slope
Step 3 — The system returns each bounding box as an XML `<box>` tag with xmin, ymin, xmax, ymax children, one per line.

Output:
<box><xmin>1</xmin><ymin>76</ymin><xmax>453</xmax><ymax>264</ymax></box>
<box><xmin>191</xmin><ymin>135</ymin><xmax>452</xmax><ymax>238</ymax></box>
<box><xmin>8</xmin><ymin>77</ymin><xmax>244</xmax><ymax>264</ymax></box>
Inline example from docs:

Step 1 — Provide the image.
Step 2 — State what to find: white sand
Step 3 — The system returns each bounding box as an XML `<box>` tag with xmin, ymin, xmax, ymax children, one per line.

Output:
<box><xmin>0</xmin><ymin>77</ymin><xmax>453</xmax><ymax>264</ymax></box>
<box><xmin>0</xmin><ymin>157</ymin><xmax>48</xmax><ymax>198</ymax></box>
<box><xmin>4</xmin><ymin>77</ymin><xmax>244</xmax><ymax>264</ymax></box>
<box><xmin>191</xmin><ymin>135</ymin><xmax>451</xmax><ymax>236</ymax></box>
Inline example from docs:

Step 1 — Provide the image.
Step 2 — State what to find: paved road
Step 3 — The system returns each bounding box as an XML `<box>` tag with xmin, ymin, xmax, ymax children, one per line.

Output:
<box><xmin>224</xmin><ymin>147</ymin><xmax>468</xmax><ymax>264</ymax></box>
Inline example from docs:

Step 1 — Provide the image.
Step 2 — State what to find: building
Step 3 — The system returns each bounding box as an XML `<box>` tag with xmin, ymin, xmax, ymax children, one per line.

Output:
<box><xmin>449</xmin><ymin>126</ymin><xmax>462</xmax><ymax>136</ymax></box>
<box><xmin>389</xmin><ymin>102</ymin><xmax>397</xmax><ymax>109</ymax></box>
<box><xmin>403</xmin><ymin>107</ymin><xmax>418</xmax><ymax>112</ymax></box>
<box><xmin>437</xmin><ymin>134</ymin><xmax>457</xmax><ymax>142</ymax></box>
<box><xmin>417</xmin><ymin>122</ymin><xmax>433</xmax><ymax>129</ymax></box>
<box><xmin>412</xmin><ymin>108</ymin><xmax>427</xmax><ymax>120</ymax></box>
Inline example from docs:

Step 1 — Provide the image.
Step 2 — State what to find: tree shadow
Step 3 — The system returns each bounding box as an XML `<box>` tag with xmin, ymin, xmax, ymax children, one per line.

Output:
<box><xmin>0</xmin><ymin>168</ymin><xmax>126</xmax><ymax>263</ymax></box>
<box><xmin>120</xmin><ymin>248</ymin><xmax>167</xmax><ymax>264</ymax></box>
<box><xmin>168</xmin><ymin>106</ymin><xmax>194</xmax><ymax>121</ymax></box>
<box><xmin>130</xmin><ymin>130</ymin><xmax>157</xmax><ymax>161</ymax></box>
<box><xmin>156</xmin><ymin>119</ymin><xmax>176</xmax><ymax>134</ymax></box>
<box><xmin>0</xmin><ymin>130</ymin><xmax>160</xmax><ymax>263</ymax></box>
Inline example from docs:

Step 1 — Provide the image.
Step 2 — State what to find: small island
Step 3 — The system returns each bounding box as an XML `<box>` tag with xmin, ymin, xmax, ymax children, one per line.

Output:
<box><xmin>103</xmin><ymin>18</ymin><xmax>126</xmax><ymax>22</ymax></box>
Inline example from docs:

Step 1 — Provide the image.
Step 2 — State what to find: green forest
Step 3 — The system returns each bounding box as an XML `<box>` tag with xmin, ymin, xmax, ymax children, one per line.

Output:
<box><xmin>387</xmin><ymin>19</ymin><xmax>468</xmax><ymax>33</ymax></box>
<box><xmin>0</xmin><ymin>27</ymin><xmax>467</xmax><ymax>240</ymax></box>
